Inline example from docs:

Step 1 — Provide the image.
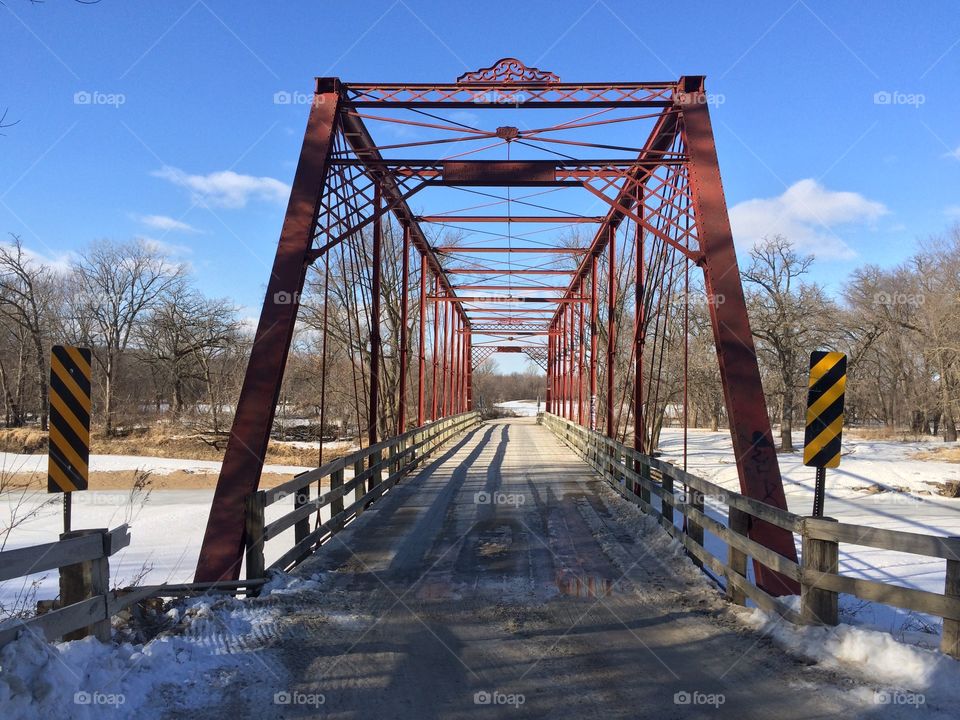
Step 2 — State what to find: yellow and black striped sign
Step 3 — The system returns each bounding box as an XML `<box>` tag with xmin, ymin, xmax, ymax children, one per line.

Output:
<box><xmin>48</xmin><ymin>345</ymin><xmax>91</xmax><ymax>493</ymax></box>
<box><xmin>803</xmin><ymin>351</ymin><xmax>846</xmax><ymax>468</ymax></box>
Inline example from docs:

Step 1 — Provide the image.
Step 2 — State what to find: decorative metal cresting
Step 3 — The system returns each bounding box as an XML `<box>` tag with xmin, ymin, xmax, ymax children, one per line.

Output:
<box><xmin>456</xmin><ymin>57</ymin><xmax>561</xmax><ymax>84</ymax></box>
<box><xmin>195</xmin><ymin>61</ymin><xmax>800</xmax><ymax>598</ymax></box>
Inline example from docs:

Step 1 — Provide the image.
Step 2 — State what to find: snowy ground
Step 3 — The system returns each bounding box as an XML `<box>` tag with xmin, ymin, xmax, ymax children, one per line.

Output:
<box><xmin>0</xmin><ymin>452</ymin><xmax>314</xmax><ymax>477</ymax></box>
<box><xmin>2</xmin><ymin>420</ymin><xmax>959</xmax><ymax>650</ymax></box>
<box><xmin>493</xmin><ymin>399</ymin><xmax>542</xmax><ymax>416</ymax></box>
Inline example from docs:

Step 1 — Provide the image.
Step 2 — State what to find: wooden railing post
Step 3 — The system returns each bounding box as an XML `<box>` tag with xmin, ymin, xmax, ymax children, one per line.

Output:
<box><xmin>354</xmin><ymin>457</ymin><xmax>365</xmax><ymax>513</ymax></box>
<box><xmin>330</xmin><ymin>467</ymin><xmax>344</xmax><ymax>516</ymax></box>
<box><xmin>801</xmin><ymin>517</ymin><xmax>839</xmax><ymax>625</ymax></box>
<box><xmin>59</xmin><ymin>528</ymin><xmax>110</xmax><ymax>642</ymax></box>
<box><xmin>726</xmin><ymin>506</ymin><xmax>749</xmax><ymax>606</ymax></box>
<box><xmin>688</xmin><ymin>488</ymin><xmax>704</xmax><ymax>568</ymax></box>
<box><xmin>660</xmin><ymin>468</ymin><xmax>673</xmax><ymax>525</ymax></box>
<box><xmin>293</xmin><ymin>472</ymin><xmax>310</xmax><ymax>545</ymax></box>
<box><xmin>369</xmin><ymin>449</ymin><xmax>382</xmax><ymax>493</ymax></box>
<box><xmin>245</xmin><ymin>492</ymin><xmax>266</xmax><ymax>582</ymax></box>
<box><xmin>942</xmin><ymin>539</ymin><xmax>960</xmax><ymax>659</ymax></box>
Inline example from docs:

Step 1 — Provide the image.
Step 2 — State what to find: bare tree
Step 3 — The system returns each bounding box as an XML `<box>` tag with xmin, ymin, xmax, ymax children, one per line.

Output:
<box><xmin>71</xmin><ymin>239</ymin><xmax>184</xmax><ymax>434</ymax></box>
<box><xmin>0</xmin><ymin>234</ymin><xmax>61</xmax><ymax>429</ymax></box>
<box><xmin>744</xmin><ymin>236</ymin><xmax>836</xmax><ymax>451</ymax></box>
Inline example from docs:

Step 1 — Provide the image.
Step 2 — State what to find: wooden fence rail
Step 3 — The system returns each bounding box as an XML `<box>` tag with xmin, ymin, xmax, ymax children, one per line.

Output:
<box><xmin>245</xmin><ymin>411</ymin><xmax>482</xmax><ymax>581</ymax></box>
<box><xmin>541</xmin><ymin>412</ymin><xmax>960</xmax><ymax>659</ymax></box>
<box><xmin>0</xmin><ymin>525</ymin><xmax>131</xmax><ymax>649</ymax></box>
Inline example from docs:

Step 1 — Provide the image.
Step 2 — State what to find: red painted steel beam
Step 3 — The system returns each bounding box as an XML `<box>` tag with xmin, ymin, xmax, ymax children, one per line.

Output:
<box><xmin>368</xmin><ymin>186</ymin><xmax>383</xmax><ymax>447</ymax></box>
<box><xmin>679</xmin><ymin>77</ymin><xmax>799</xmax><ymax>595</ymax></box>
<box><xmin>398</xmin><ymin>226</ymin><xmax>410</xmax><ymax>433</ymax></box>
<box><xmin>445</xmin><ymin>269</ymin><xmax>575</xmax><ymax>275</ymax></box>
<box><xmin>606</xmin><ymin>227</ymin><xmax>617</xmax><ymax>438</ymax></box>
<box><xmin>436</xmin><ymin>247</ymin><xmax>588</xmax><ymax>254</ymax></box>
<box><xmin>421</xmin><ymin>215</ymin><xmax>604</xmax><ymax>223</ymax></box>
<box><xmin>195</xmin><ymin>81</ymin><xmax>342</xmax><ymax>583</ymax></box>
<box><xmin>417</xmin><ymin>252</ymin><xmax>427</xmax><ymax>426</ymax></box>
<box><xmin>590</xmin><ymin>256</ymin><xmax>598</xmax><ymax>430</ymax></box>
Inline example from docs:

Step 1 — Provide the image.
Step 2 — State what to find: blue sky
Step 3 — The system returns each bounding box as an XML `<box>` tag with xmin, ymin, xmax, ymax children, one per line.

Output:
<box><xmin>1</xmin><ymin>0</ymin><xmax>959</xmax><ymax>373</ymax></box>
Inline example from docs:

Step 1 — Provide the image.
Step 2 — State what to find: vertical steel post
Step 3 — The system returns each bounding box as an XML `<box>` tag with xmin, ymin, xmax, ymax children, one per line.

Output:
<box><xmin>398</xmin><ymin>226</ymin><xmax>410</xmax><ymax>434</ymax></box>
<box><xmin>466</xmin><ymin>328</ymin><xmax>473</xmax><ymax>410</ymax></box>
<box><xmin>546</xmin><ymin>333</ymin><xmax>554</xmax><ymax>413</ymax></box>
<box><xmin>679</xmin><ymin>76</ymin><xmax>800</xmax><ymax>595</ymax></box>
<box><xmin>195</xmin><ymin>80</ymin><xmax>342</xmax><ymax>583</ymax></box>
<box><xmin>590</xmin><ymin>256</ymin><xmax>599</xmax><ymax>431</ymax></box>
<box><xmin>368</xmin><ymin>185</ymin><xmax>382</xmax><ymax>448</ymax></box>
<box><xmin>578</xmin><ymin>283</ymin><xmax>586</xmax><ymax>426</ymax></box>
<box><xmin>417</xmin><ymin>252</ymin><xmax>427</xmax><ymax>427</ymax></box>
<box><xmin>606</xmin><ymin>227</ymin><xmax>617</xmax><ymax>438</ymax></box>
<box><xmin>431</xmin><ymin>275</ymin><xmax>440</xmax><ymax>421</ymax></box>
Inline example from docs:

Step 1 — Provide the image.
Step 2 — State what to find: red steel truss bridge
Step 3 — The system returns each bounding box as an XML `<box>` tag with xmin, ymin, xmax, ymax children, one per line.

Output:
<box><xmin>195</xmin><ymin>58</ymin><xmax>800</xmax><ymax>601</ymax></box>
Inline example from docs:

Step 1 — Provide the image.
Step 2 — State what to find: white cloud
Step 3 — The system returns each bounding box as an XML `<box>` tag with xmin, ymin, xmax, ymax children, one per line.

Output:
<box><xmin>728</xmin><ymin>178</ymin><xmax>888</xmax><ymax>259</ymax></box>
<box><xmin>137</xmin><ymin>214</ymin><xmax>198</xmax><ymax>233</ymax></box>
<box><xmin>153</xmin><ymin>166</ymin><xmax>290</xmax><ymax>208</ymax></box>
<box><xmin>945</xmin><ymin>146</ymin><xmax>960</xmax><ymax>161</ymax></box>
<box><xmin>135</xmin><ymin>235</ymin><xmax>193</xmax><ymax>259</ymax></box>
<box><xmin>946</xmin><ymin>205</ymin><xmax>960</xmax><ymax>219</ymax></box>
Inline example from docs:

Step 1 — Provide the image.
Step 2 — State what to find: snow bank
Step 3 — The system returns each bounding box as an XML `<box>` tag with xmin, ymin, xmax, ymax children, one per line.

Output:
<box><xmin>0</xmin><ymin>572</ymin><xmax>323</xmax><ymax>719</ymax></box>
<box><xmin>0</xmin><ymin>452</ymin><xmax>313</xmax><ymax>477</ymax></box>
<box><xmin>743</xmin><ymin>606</ymin><xmax>960</xmax><ymax>711</ymax></box>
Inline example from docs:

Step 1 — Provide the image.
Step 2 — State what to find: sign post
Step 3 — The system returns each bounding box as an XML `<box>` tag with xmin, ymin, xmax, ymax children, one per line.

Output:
<box><xmin>47</xmin><ymin>345</ymin><xmax>92</xmax><ymax>534</ymax></box>
<box><xmin>803</xmin><ymin>351</ymin><xmax>847</xmax><ymax>517</ymax></box>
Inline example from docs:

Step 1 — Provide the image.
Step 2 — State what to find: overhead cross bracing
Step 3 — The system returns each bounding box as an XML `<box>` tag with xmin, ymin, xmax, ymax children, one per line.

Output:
<box><xmin>195</xmin><ymin>58</ymin><xmax>800</xmax><ymax>600</ymax></box>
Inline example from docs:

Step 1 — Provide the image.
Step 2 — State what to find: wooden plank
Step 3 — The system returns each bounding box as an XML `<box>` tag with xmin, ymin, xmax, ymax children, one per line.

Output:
<box><xmin>808</xmin><ymin>571</ymin><xmax>960</xmax><ymax>621</ymax></box>
<box><xmin>0</xmin><ymin>533</ymin><xmax>104</xmax><ymax>582</ymax></box>
<box><xmin>0</xmin><ymin>596</ymin><xmax>106</xmax><ymax>649</ymax></box>
<box><xmin>804</xmin><ymin>518</ymin><xmax>960</xmax><ymax>560</ymax></box>
<box><xmin>683</xmin><ymin>503</ymin><xmax>801</xmax><ymax>582</ymax></box>
<box><xmin>106</xmin><ymin>524</ymin><xmax>131</xmax><ymax>556</ymax></box>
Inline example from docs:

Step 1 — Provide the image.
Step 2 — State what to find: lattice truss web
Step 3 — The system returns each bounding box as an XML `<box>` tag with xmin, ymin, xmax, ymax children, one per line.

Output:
<box><xmin>197</xmin><ymin>60</ymin><xmax>799</xmax><ymax>598</ymax></box>
<box><xmin>303</xmin><ymin>59</ymin><xmax>710</xmax><ymax>452</ymax></box>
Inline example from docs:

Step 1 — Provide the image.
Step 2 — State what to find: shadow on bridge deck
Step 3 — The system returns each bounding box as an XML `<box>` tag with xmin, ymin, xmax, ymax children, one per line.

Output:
<box><xmin>264</xmin><ymin>418</ymin><xmax>873</xmax><ymax>719</ymax></box>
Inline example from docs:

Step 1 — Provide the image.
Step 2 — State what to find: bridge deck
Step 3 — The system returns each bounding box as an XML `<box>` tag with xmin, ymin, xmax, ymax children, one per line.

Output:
<box><xmin>265</xmin><ymin>418</ymin><xmax>859</xmax><ymax>719</ymax></box>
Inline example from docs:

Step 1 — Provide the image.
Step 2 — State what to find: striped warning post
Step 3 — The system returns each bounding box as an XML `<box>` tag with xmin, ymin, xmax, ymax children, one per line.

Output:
<box><xmin>48</xmin><ymin>345</ymin><xmax>92</xmax><ymax>493</ymax></box>
<box><xmin>803</xmin><ymin>351</ymin><xmax>847</xmax><ymax>468</ymax></box>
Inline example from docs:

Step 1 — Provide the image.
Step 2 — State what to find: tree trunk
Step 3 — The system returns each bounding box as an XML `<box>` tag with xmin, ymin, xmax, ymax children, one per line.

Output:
<box><xmin>780</xmin><ymin>396</ymin><xmax>794</xmax><ymax>451</ymax></box>
<box><xmin>32</xmin><ymin>334</ymin><xmax>47</xmax><ymax>431</ymax></box>
<box><xmin>104</xmin><ymin>352</ymin><xmax>114</xmax><ymax>435</ymax></box>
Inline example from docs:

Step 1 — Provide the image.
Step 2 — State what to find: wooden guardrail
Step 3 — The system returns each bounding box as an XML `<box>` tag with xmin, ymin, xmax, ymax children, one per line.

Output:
<box><xmin>245</xmin><ymin>411</ymin><xmax>482</xmax><ymax>580</ymax></box>
<box><xmin>0</xmin><ymin>525</ymin><xmax>133</xmax><ymax>649</ymax></box>
<box><xmin>541</xmin><ymin>412</ymin><xmax>960</xmax><ymax>659</ymax></box>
